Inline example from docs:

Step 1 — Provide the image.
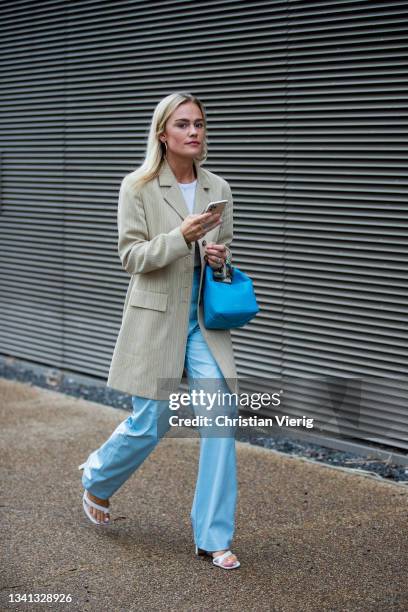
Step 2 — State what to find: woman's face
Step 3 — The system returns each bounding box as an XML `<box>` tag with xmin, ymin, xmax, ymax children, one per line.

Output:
<box><xmin>160</xmin><ymin>101</ymin><xmax>205</xmax><ymax>159</ymax></box>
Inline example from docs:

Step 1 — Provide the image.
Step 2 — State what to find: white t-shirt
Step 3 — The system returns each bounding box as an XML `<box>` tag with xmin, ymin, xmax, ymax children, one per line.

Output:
<box><xmin>178</xmin><ymin>179</ymin><xmax>201</xmax><ymax>267</ymax></box>
<box><xmin>178</xmin><ymin>179</ymin><xmax>197</xmax><ymax>214</ymax></box>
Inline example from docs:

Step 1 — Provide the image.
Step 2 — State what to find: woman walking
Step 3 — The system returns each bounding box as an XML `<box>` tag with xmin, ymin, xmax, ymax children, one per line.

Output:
<box><xmin>79</xmin><ymin>92</ymin><xmax>240</xmax><ymax>570</ymax></box>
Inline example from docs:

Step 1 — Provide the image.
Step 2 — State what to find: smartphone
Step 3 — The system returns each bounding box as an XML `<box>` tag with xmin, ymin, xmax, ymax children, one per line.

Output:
<box><xmin>202</xmin><ymin>200</ymin><xmax>228</xmax><ymax>216</ymax></box>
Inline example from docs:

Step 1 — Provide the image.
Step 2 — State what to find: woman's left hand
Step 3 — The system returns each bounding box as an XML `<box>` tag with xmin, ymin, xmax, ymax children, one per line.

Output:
<box><xmin>204</xmin><ymin>242</ymin><xmax>228</xmax><ymax>269</ymax></box>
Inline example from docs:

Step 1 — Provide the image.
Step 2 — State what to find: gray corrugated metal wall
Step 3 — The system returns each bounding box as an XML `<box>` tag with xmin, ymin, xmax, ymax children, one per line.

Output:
<box><xmin>0</xmin><ymin>0</ymin><xmax>407</xmax><ymax>449</ymax></box>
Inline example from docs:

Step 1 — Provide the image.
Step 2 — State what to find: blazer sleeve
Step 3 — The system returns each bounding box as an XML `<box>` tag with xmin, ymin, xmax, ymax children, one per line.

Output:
<box><xmin>117</xmin><ymin>177</ymin><xmax>192</xmax><ymax>274</ymax></box>
<box><xmin>218</xmin><ymin>179</ymin><xmax>234</xmax><ymax>256</ymax></box>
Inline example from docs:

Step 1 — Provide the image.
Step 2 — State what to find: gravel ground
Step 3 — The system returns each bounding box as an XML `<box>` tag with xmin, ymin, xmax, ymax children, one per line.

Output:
<box><xmin>1</xmin><ymin>355</ymin><xmax>407</xmax><ymax>484</ymax></box>
<box><xmin>2</xmin><ymin>374</ymin><xmax>408</xmax><ymax>611</ymax></box>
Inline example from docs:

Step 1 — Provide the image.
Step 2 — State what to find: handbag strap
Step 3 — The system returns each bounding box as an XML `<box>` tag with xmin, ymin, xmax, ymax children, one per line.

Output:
<box><xmin>225</xmin><ymin>246</ymin><xmax>233</xmax><ymax>279</ymax></box>
<box><xmin>205</xmin><ymin>246</ymin><xmax>233</xmax><ymax>281</ymax></box>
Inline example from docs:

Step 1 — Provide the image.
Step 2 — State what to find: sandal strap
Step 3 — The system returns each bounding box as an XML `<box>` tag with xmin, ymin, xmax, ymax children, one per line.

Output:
<box><xmin>213</xmin><ymin>550</ymin><xmax>234</xmax><ymax>564</ymax></box>
<box><xmin>83</xmin><ymin>491</ymin><xmax>109</xmax><ymax>513</ymax></box>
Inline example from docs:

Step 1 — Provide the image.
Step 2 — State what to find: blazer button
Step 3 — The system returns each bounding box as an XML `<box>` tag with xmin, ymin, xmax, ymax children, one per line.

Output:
<box><xmin>202</xmin><ymin>240</ymin><xmax>207</xmax><ymax>246</ymax></box>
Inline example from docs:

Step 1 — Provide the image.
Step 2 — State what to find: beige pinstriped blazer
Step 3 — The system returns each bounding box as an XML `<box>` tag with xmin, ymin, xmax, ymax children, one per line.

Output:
<box><xmin>107</xmin><ymin>157</ymin><xmax>239</xmax><ymax>400</ymax></box>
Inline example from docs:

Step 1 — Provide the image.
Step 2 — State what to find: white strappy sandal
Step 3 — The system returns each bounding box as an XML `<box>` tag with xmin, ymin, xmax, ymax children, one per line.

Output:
<box><xmin>82</xmin><ymin>490</ymin><xmax>111</xmax><ymax>526</ymax></box>
<box><xmin>195</xmin><ymin>544</ymin><xmax>240</xmax><ymax>569</ymax></box>
<box><xmin>79</xmin><ymin>462</ymin><xmax>111</xmax><ymax>526</ymax></box>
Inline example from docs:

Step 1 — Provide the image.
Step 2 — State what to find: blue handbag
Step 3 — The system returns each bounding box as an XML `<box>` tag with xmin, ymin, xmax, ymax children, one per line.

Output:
<box><xmin>203</xmin><ymin>262</ymin><xmax>260</xmax><ymax>329</ymax></box>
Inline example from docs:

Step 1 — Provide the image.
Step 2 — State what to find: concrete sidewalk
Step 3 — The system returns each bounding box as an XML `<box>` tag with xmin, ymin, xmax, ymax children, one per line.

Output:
<box><xmin>1</xmin><ymin>377</ymin><xmax>407</xmax><ymax>612</ymax></box>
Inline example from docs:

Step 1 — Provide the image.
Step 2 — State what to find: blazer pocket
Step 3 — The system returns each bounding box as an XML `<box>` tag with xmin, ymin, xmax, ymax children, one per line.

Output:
<box><xmin>130</xmin><ymin>289</ymin><xmax>168</xmax><ymax>311</ymax></box>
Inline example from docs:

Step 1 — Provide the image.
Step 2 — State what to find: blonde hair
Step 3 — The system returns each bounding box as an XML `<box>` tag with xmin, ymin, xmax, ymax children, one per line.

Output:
<box><xmin>127</xmin><ymin>92</ymin><xmax>208</xmax><ymax>192</ymax></box>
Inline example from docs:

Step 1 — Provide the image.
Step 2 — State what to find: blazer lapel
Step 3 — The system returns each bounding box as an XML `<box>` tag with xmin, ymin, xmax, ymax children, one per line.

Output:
<box><xmin>159</xmin><ymin>158</ymin><xmax>211</xmax><ymax>220</ymax></box>
<box><xmin>193</xmin><ymin>179</ymin><xmax>210</xmax><ymax>216</ymax></box>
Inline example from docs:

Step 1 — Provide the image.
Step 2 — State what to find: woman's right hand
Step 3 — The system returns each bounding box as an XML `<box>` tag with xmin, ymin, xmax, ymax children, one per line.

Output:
<box><xmin>181</xmin><ymin>211</ymin><xmax>222</xmax><ymax>245</ymax></box>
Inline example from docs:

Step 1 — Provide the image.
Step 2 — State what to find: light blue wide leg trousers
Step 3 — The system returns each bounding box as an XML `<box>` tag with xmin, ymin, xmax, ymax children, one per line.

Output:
<box><xmin>81</xmin><ymin>266</ymin><xmax>238</xmax><ymax>552</ymax></box>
